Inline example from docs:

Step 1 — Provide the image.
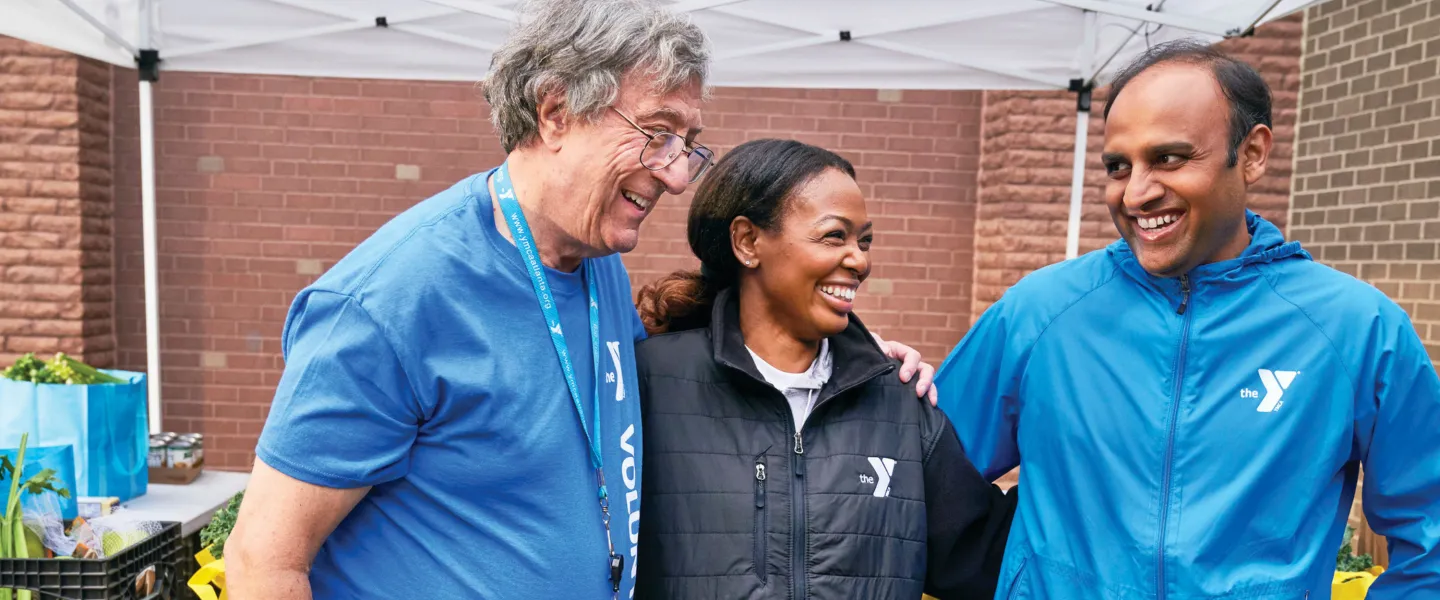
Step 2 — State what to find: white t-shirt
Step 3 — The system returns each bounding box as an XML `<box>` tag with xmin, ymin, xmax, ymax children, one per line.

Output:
<box><xmin>746</xmin><ymin>339</ymin><xmax>834</xmax><ymax>432</ymax></box>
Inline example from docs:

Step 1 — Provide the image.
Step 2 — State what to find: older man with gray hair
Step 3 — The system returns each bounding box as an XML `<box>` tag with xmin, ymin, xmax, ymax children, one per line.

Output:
<box><xmin>225</xmin><ymin>1</ymin><xmax>933</xmax><ymax>598</ymax></box>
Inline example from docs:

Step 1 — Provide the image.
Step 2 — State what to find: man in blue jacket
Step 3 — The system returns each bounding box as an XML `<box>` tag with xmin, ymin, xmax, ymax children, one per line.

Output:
<box><xmin>935</xmin><ymin>39</ymin><xmax>1440</xmax><ymax>599</ymax></box>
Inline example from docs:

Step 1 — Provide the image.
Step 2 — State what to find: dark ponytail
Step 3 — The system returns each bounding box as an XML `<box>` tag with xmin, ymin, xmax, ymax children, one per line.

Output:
<box><xmin>635</xmin><ymin>138</ymin><xmax>855</xmax><ymax>336</ymax></box>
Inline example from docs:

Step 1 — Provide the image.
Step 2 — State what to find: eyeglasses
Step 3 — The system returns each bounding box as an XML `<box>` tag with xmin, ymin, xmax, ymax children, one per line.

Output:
<box><xmin>610</xmin><ymin>107</ymin><xmax>714</xmax><ymax>183</ymax></box>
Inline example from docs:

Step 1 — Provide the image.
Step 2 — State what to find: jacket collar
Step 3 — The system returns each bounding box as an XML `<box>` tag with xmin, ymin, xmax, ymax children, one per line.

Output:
<box><xmin>1108</xmin><ymin>210</ymin><xmax>1311</xmax><ymax>292</ymax></box>
<box><xmin>709</xmin><ymin>286</ymin><xmax>895</xmax><ymax>399</ymax></box>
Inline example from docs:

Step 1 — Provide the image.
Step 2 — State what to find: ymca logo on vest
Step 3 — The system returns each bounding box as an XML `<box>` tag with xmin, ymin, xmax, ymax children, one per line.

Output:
<box><xmin>1240</xmin><ymin>369</ymin><xmax>1299</xmax><ymax>412</ymax></box>
<box><xmin>859</xmin><ymin>457</ymin><xmax>896</xmax><ymax>497</ymax></box>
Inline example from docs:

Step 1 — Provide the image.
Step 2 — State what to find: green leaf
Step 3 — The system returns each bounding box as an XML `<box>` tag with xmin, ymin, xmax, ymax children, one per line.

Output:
<box><xmin>18</xmin><ymin>469</ymin><xmax>69</xmax><ymax>501</ymax></box>
<box><xmin>200</xmin><ymin>490</ymin><xmax>245</xmax><ymax>559</ymax></box>
<box><xmin>1336</xmin><ymin>525</ymin><xmax>1376</xmax><ymax>572</ymax></box>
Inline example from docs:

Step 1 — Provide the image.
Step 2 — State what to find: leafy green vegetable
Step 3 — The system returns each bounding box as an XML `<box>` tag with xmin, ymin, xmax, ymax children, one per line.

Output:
<box><xmin>0</xmin><ymin>462</ymin><xmax>68</xmax><ymax>503</ymax></box>
<box><xmin>1</xmin><ymin>354</ymin><xmax>48</xmax><ymax>384</ymax></box>
<box><xmin>200</xmin><ymin>490</ymin><xmax>245</xmax><ymax>559</ymax></box>
<box><xmin>20</xmin><ymin>469</ymin><xmax>70</xmax><ymax>500</ymax></box>
<box><xmin>0</xmin><ymin>434</ymin><xmax>70</xmax><ymax>600</ymax></box>
<box><xmin>1</xmin><ymin>353</ymin><xmax>125</xmax><ymax>385</ymax></box>
<box><xmin>1337</xmin><ymin>525</ymin><xmax>1375</xmax><ymax>572</ymax></box>
<box><xmin>1</xmin><ymin>434</ymin><xmax>29</xmax><ymax>600</ymax></box>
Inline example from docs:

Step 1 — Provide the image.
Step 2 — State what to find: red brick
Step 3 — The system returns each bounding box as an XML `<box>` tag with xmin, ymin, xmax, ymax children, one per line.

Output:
<box><xmin>312</xmin><ymin>80</ymin><xmax>361</xmax><ymax>96</ymax></box>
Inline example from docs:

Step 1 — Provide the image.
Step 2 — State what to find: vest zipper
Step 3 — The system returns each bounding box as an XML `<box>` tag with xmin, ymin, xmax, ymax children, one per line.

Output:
<box><xmin>754</xmin><ymin>454</ymin><xmax>768</xmax><ymax>584</ymax></box>
<box><xmin>722</xmin><ymin>363</ymin><xmax>889</xmax><ymax>600</ymax></box>
<box><xmin>1157</xmin><ymin>275</ymin><xmax>1193</xmax><ymax>600</ymax></box>
<box><xmin>791</xmin><ymin>421</ymin><xmax>807</xmax><ymax>600</ymax></box>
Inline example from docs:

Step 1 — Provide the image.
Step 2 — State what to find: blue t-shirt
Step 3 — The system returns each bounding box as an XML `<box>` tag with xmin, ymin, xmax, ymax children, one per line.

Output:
<box><xmin>256</xmin><ymin>169</ymin><xmax>647</xmax><ymax>599</ymax></box>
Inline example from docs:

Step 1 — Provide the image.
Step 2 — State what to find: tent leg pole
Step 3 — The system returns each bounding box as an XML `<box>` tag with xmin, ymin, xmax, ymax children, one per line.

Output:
<box><xmin>1066</xmin><ymin>10</ymin><xmax>1097</xmax><ymax>261</ymax></box>
<box><xmin>1065</xmin><ymin>106</ymin><xmax>1089</xmax><ymax>260</ymax></box>
<box><xmin>138</xmin><ymin>0</ymin><xmax>163</xmax><ymax>435</ymax></box>
<box><xmin>139</xmin><ymin>77</ymin><xmax>162</xmax><ymax>434</ymax></box>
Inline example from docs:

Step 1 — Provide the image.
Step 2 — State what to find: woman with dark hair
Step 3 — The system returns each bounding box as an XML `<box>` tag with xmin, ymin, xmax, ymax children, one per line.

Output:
<box><xmin>632</xmin><ymin>139</ymin><xmax>1017</xmax><ymax>599</ymax></box>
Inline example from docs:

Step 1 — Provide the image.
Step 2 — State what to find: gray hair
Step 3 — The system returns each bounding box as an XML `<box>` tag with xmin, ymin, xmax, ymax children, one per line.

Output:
<box><xmin>484</xmin><ymin>0</ymin><xmax>711</xmax><ymax>153</ymax></box>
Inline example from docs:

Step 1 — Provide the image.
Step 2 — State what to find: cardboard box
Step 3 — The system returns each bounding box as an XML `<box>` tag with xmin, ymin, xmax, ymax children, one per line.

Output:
<box><xmin>148</xmin><ymin>461</ymin><xmax>203</xmax><ymax>485</ymax></box>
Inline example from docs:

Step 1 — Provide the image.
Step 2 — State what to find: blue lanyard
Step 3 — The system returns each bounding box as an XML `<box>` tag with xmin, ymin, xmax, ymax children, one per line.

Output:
<box><xmin>495</xmin><ymin>164</ymin><xmax>625</xmax><ymax>596</ymax></box>
<box><xmin>493</xmin><ymin>163</ymin><xmax>607</xmax><ymax>496</ymax></box>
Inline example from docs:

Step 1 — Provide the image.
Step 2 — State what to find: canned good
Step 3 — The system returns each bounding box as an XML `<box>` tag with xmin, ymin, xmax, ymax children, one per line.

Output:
<box><xmin>182</xmin><ymin>433</ymin><xmax>205</xmax><ymax>466</ymax></box>
<box><xmin>166</xmin><ymin>437</ymin><xmax>196</xmax><ymax>469</ymax></box>
<box><xmin>148</xmin><ymin>437</ymin><xmax>168</xmax><ymax>468</ymax></box>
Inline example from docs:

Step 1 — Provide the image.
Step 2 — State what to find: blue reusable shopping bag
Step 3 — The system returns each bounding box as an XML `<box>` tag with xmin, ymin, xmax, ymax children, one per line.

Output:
<box><xmin>0</xmin><ymin>444</ymin><xmax>80</xmax><ymax>521</ymax></box>
<box><xmin>0</xmin><ymin>370</ymin><xmax>148</xmax><ymax>501</ymax></box>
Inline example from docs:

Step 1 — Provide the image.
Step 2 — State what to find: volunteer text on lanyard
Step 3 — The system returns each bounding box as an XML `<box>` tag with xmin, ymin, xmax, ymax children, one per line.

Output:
<box><xmin>494</xmin><ymin>163</ymin><xmax>623</xmax><ymax>596</ymax></box>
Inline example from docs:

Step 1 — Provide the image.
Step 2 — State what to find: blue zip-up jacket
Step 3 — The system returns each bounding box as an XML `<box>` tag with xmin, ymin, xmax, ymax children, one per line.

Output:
<box><xmin>936</xmin><ymin>212</ymin><xmax>1440</xmax><ymax>599</ymax></box>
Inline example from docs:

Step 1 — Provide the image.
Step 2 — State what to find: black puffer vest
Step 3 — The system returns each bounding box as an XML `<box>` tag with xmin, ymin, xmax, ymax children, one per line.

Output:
<box><xmin>634</xmin><ymin>288</ymin><xmax>953</xmax><ymax>599</ymax></box>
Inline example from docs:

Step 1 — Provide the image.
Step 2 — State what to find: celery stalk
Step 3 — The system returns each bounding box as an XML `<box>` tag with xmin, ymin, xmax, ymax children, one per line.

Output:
<box><xmin>0</xmin><ymin>433</ymin><xmax>25</xmax><ymax>600</ymax></box>
<box><xmin>60</xmin><ymin>357</ymin><xmax>126</xmax><ymax>385</ymax></box>
<box><xmin>11</xmin><ymin>518</ymin><xmax>27</xmax><ymax>600</ymax></box>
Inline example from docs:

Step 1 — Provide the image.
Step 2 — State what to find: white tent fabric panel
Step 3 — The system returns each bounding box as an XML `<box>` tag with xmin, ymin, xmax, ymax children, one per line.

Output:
<box><xmin>4</xmin><ymin>0</ymin><xmax>1315</xmax><ymax>88</ymax></box>
<box><xmin>5</xmin><ymin>0</ymin><xmax>143</xmax><ymax>66</ymax></box>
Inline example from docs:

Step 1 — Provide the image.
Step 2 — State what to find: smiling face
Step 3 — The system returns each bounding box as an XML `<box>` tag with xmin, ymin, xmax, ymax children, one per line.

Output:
<box><xmin>743</xmin><ymin>168</ymin><xmax>872</xmax><ymax>341</ymax></box>
<box><xmin>547</xmin><ymin>73</ymin><xmax>705</xmax><ymax>255</ymax></box>
<box><xmin>1101</xmin><ymin>62</ymin><xmax>1268</xmax><ymax>278</ymax></box>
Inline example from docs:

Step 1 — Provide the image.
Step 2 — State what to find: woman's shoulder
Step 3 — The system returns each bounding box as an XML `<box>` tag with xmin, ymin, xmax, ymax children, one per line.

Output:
<box><xmin>635</xmin><ymin>327</ymin><xmax>716</xmax><ymax>376</ymax></box>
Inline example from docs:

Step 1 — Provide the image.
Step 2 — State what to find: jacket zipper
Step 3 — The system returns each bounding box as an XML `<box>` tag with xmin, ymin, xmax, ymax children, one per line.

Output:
<box><xmin>755</xmin><ymin>454</ymin><xmax>768</xmax><ymax>584</ymax></box>
<box><xmin>1157</xmin><ymin>274</ymin><xmax>1192</xmax><ymax>600</ymax></box>
<box><xmin>791</xmin><ymin>422</ymin><xmax>806</xmax><ymax>600</ymax></box>
<box><xmin>787</xmin><ymin>363</ymin><xmax>891</xmax><ymax>600</ymax></box>
<box><xmin>1176</xmin><ymin>274</ymin><xmax>1191</xmax><ymax>315</ymax></box>
<box><xmin>715</xmin><ymin>362</ymin><xmax>885</xmax><ymax>600</ymax></box>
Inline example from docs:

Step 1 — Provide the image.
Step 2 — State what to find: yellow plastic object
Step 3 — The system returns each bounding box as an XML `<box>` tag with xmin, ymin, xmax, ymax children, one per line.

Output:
<box><xmin>188</xmin><ymin>546</ymin><xmax>227</xmax><ymax>600</ymax></box>
<box><xmin>1333</xmin><ymin>567</ymin><xmax>1384</xmax><ymax>600</ymax></box>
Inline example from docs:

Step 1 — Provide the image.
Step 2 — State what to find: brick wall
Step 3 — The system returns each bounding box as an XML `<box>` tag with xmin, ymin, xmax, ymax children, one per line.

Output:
<box><xmin>970</xmin><ymin>16</ymin><xmax>1304</xmax><ymax>323</ymax></box>
<box><xmin>110</xmin><ymin>76</ymin><xmax>982</xmax><ymax>469</ymax></box>
<box><xmin>111</xmin><ymin>74</ymin><xmax>508</xmax><ymax>467</ymax></box>
<box><xmin>0</xmin><ymin>37</ymin><xmax>115</xmax><ymax>366</ymax></box>
<box><xmin>1290</xmin><ymin>0</ymin><xmax>1440</xmax><ymax>367</ymax></box>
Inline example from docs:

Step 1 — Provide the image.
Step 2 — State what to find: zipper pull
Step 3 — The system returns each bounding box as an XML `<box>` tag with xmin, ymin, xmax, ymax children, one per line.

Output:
<box><xmin>792</xmin><ymin>431</ymin><xmax>806</xmax><ymax>477</ymax></box>
<box><xmin>1176</xmin><ymin>275</ymin><xmax>1191</xmax><ymax>315</ymax></box>
<box><xmin>754</xmin><ymin>459</ymin><xmax>766</xmax><ymax>509</ymax></box>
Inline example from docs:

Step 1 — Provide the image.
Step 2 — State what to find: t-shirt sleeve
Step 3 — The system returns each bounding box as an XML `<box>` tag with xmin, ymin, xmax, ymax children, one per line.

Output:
<box><xmin>256</xmin><ymin>290</ymin><xmax>421</xmax><ymax>489</ymax></box>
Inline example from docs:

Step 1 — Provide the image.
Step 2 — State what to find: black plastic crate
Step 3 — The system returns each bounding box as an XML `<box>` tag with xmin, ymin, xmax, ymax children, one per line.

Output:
<box><xmin>0</xmin><ymin>521</ymin><xmax>183</xmax><ymax>600</ymax></box>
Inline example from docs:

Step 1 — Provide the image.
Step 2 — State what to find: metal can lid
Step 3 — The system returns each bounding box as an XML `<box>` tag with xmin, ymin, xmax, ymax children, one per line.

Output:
<box><xmin>167</xmin><ymin>439</ymin><xmax>193</xmax><ymax>448</ymax></box>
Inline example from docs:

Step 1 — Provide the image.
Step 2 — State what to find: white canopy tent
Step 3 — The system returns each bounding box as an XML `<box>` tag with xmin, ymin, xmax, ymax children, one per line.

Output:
<box><xmin>1</xmin><ymin>0</ymin><xmax>1318</xmax><ymax>431</ymax></box>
